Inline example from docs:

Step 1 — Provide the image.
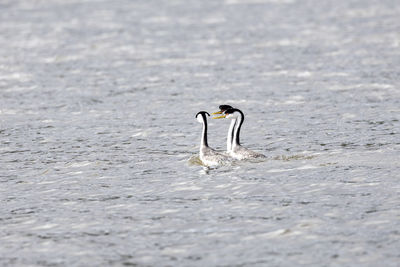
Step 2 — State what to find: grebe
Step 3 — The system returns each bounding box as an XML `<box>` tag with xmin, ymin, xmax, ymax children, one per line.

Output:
<box><xmin>213</xmin><ymin>108</ymin><xmax>266</xmax><ymax>160</ymax></box>
<box><xmin>195</xmin><ymin>111</ymin><xmax>232</xmax><ymax>166</ymax></box>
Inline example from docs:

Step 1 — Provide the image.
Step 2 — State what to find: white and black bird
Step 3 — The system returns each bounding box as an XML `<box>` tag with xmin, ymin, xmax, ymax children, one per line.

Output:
<box><xmin>195</xmin><ymin>111</ymin><xmax>232</xmax><ymax>167</ymax></box>
<box><xmin>213</xmin><ymin>107</ymin><xmax>266</xmax><ymax>160</ymax></box>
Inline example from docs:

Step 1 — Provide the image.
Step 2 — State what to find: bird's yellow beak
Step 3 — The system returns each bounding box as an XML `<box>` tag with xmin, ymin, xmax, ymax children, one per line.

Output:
<box><xmin>213</xmin><ymin>114</ymin><xmax>227</xmax><ymax>119</ymax></box>
<box><xmin>211</xmin><ymin>111</ymin><xmax>222</xmax><ymax>115</ymax></box>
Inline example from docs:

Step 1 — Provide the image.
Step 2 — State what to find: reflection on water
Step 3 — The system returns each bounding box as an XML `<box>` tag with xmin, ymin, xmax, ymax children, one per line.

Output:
<box><xmin>1</xmin><ymin>0</ymin><xmax>400</xmax><ymax>266</ymax></box>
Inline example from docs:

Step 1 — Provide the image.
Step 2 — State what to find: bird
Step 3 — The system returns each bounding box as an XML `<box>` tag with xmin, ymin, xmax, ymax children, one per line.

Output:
<box><xmin>213</xmin><ymin>107</ymin><xmax>266</xmax><ymax>160</ymax></box>
<box><xmin>195</xmin><ymin>111</ymin><xmax>232</xmax><ymax>167</ymax></box>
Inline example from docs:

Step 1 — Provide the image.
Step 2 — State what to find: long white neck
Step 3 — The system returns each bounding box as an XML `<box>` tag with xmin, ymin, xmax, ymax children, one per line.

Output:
<box><xmin>227</xmin><ymin>118</ymin><xmax>236</xmax><ymax>152</ymax></box>
<box><xmin>200</xmin><ymin>116</ymin><xmax>209</xmax><ymax>150</ymax></box>
<box><xmin>232</xmin><ymin>111</ymin><xmax>244</xmax><ymax>149</ymax></box>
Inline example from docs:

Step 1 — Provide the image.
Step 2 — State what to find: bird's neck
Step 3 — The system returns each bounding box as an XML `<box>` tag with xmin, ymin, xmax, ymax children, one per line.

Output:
<box><xmin>200</xmin><ymin>119</ymin><xmax>209</xmax><ymax>149</ymax></box>
<box><xmin>227</xmin><ymin>118</ymin><xmax>236</xmax><ymax>152</ymax></box>
<box><xmin>232</xmin><ymin>111</ymin><xmax>244</xmax><ymax>148</ymax></box>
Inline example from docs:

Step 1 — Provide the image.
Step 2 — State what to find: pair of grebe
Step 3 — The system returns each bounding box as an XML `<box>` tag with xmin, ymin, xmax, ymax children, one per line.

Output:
<box><xmin>195</xmin><ymin>105</ymin><xmax>265</xmax><ymax>167</ymax></box>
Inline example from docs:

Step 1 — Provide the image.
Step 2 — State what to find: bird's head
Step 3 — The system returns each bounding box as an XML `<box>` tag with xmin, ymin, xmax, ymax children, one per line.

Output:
<box><xmin>213</xmin><ymin>108</ymin><xmax>240</xmax><ymax>120</ymax></box>
<box><xmin>211</xmin><ymin>104</ymin><xmax>234</xmax><ymax>116</ymax></box>
<box><xmin>195</xmin><ymin>111</ymin><xmax>210</xmax><ymax>123</ymax></box>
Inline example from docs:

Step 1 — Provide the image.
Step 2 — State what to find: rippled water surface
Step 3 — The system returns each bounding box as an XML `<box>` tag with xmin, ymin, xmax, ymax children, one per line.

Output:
<box><xmin>1</xmin><ymin>0</ymin><xmax>400</xmax><ymax>266</ymax></box>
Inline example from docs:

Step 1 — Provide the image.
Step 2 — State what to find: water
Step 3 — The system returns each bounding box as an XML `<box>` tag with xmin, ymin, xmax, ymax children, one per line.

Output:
<box><xmin>1</xmin><ymin>0</ymin><xmax>399</xmax><ymax>266</ymax></box>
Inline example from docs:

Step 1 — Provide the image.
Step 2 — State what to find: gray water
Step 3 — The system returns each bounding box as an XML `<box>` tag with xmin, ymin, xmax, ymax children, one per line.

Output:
<box><xmin>1</xmin><ymin>0</ymin><xmax>400</xmax><ymax>266</ymax></box>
